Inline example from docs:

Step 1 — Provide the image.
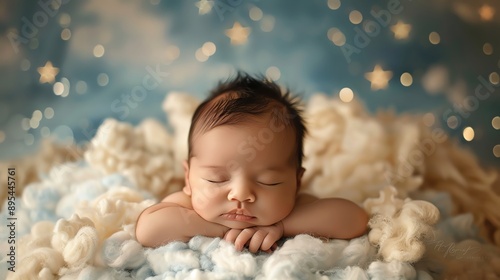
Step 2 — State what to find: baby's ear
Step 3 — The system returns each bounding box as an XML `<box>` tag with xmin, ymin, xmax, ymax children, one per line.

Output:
<box><xmin>296</xmin><ymin>167</ymin><xmax>305</xmax><ymax>192</ymax></box>
<box><xmin>183</xmin><ymin>160</ymin><xmax>192</xmax><ymax>196</ymax></box>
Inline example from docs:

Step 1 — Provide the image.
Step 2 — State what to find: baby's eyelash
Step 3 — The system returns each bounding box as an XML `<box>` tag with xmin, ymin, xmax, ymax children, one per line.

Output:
<box><xmin>205</xmin><ymin>179</ymin><xmax>228</xmax><ymax>184</ymax></box>
<box><xmin>258</xmin><ymin>182</ymin><xmax>283</xmax><ymax>186</ymax></box>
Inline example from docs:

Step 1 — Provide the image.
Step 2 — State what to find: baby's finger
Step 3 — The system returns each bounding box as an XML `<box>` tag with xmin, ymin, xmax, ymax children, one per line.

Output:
<box><xmin>224</xmin><ymin>229</ymin><xmax>241</xmax><ymax>244</ymax></box>
<box><xmin>261</xmin><ymin>244</ymin><xmax>277</xmax><ymax>254</ymax></box>
<box><xmin>259</xmin><ymin>234</ymin><xmax>278</xmax><ymax>251</ymax></box>
<box><xmin>248</xmin><ymin>231</ymin><xmax>267</xmax><ymax>253</ymax></box>
<box><xmin>234</xmin><ymin>228</ymin><xmax>255</xmax><ymax>251</ymax></box>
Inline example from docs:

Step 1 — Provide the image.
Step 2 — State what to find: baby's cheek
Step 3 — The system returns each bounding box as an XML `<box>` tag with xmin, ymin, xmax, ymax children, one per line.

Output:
<box><xmin>266</xmin><ymin>197</ymin><xmax>295</xmax><ymax>221</ymax></box>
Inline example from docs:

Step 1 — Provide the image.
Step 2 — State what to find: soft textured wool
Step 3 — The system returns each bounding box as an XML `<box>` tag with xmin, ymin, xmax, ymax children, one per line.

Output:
<box><xmin>1</xmin><ymin>92</ymin><xmax>499</xmax><ymax>279</ymax></box>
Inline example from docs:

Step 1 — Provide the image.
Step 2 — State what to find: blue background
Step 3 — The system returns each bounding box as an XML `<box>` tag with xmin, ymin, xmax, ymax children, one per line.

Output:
<box><xmin>0</xmin><ymin>0</ymin><xmax>499</xmax><ymax>167</ymax></box>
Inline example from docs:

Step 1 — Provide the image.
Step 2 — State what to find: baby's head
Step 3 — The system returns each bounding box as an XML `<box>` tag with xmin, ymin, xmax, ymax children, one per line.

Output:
<box><xmin>183</xmin><ymin>72</ymin><xmax>307</xmax><ymax>229</ymax></box>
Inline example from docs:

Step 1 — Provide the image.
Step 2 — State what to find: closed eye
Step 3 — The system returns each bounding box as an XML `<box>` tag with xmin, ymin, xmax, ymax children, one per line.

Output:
<box><xmin>258</xmin><ymin>182</ymin><xmax>283</xmax><ymax>186</ymax></box>
<box><xmin>205</xmin><ymin>179</ymin><xmax>228</xmax><ymax>184</ymax></box>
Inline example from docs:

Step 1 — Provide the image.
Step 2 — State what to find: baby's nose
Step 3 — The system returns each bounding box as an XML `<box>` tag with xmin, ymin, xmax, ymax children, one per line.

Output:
<box><xmin>227</xmin><ymin>183</ymin><xmax>255</xmax><ymax>203</ymax></box>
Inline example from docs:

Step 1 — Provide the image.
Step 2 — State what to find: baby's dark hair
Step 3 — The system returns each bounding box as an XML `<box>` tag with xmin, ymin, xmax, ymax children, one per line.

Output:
<box><xmin>187</xmin><ymin>72</ymin><xmax>307</xmax><ymax>167</ymax></box>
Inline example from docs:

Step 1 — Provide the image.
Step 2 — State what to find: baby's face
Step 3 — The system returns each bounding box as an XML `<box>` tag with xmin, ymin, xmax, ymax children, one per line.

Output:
<box><xmin>184</xmin><ymin>115</ymin><xmax>302</xmax><ymax>229</ymax></box>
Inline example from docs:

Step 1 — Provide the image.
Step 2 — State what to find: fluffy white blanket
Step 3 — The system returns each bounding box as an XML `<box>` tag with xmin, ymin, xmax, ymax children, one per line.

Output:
<box><xmin>1</xmin><ymin>93</ymin><xmax>499</xmax><ymax>279</ymax></box>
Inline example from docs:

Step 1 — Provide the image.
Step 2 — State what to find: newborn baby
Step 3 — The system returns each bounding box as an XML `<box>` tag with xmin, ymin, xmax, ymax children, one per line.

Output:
<box><xmin>136</xmin><ymin>73</ymin><xmax>368</xmax><ymax>253</ymax></box>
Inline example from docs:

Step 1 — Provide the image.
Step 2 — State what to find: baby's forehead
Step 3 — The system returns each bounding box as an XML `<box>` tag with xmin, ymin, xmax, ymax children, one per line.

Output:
<box><xmin>191</xmin><ymin>120</ymin><xmax>297</xmax><ymax>163</ymax></box>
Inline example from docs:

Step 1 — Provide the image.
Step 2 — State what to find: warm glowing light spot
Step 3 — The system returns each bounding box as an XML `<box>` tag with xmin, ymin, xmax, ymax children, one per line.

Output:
<box><xmin>41</xmin><ymin>127</ymin><xmax>51</xmax><ymax>137</ymax></box>
<box><xmin>328</xmin><ymin>28</ymin><xmax>346</xmax><ymax>46</ymax></box>
<box><xmin>44</xmin><ymin>107</ymin><xmax>55</xmax><ymax>119</ymax></box>
<box><xmin>249</xmin><ymin>7</ymin><xmax>263</xmax><ymax>21</ymax></box>
<box><xmin>97</xmin><ymin>73</ymin><xmax>109</xmax><ymax>86</ymax></box>
<box><xmin>429</xmin><ymin>32</ymin><xmax>440</xmax><ymax>45</ymax></box>
<box><xmin>494</xmin><ymin>145</ymin><xmax>500</xmax><ymax>157</ymax></box>
<box><xmin>489</xmin><ymin>72</ymin><xmax>499</xmax><ymax>84</ymax></box>
<box><xmin>492</xmin><ymin>116</ymin><xmax>500</xmax><ymax>130</ymax></box>
<box><xmin>32</xmin><ymin>110</ymin><xmax>42</xmax><ymax>121</ymax></box>
<box><xmin>328</xmin><ymin>0</ymin><xmax>341</xmax><ymax>10</ymax></box>
<box><xmin>400</xmin><ymin>72</ymin><xmax>413</xmax><ymax>86</ymax></box>
<box><xmin>202</xmin><ymin>42</ymin><xmax>216</xmax><ymax>56</ymax></box>
<box><xmin>483</xmin><ymin>43</ymin><xmax>493</xmax><ymax>55</ymax></box>
<box><xmin>195</xmin><ymin>48</ymin><xmax>209</xmax><ymax>62</ymax></box>
<box><xmin>339</xmin><ymin>87</ymin><xmax>354</xmax><ymax>103</ymax></box>
<box><xmin>21</xmin><ymin>59</ymin><xmax>31</xmax><ymax>71</ymax></box>
<box><xmin>349</xmin><ymin>10</ymin><xmax>363</xmax><ymax>24</ymax></box>
<box><xmin>463</xmin><ymin>127</ymin><xmax>474</xmax><ymax>141</ymax></box>
<box><xmin>93</xmin><ymin>44</ymin><xmax>105</xmax><ymax>58</ymax></box>
<box><xmin>266</xmin><ymin>66</ymin><xmax>281</xmax><ymax>81</ymax></box>
<box><xmin>260</xmin><ymin>16</ymin><xmax>275</xmax><ymax>32</ymax></box>
<box><xmin>61</xmin><ymin>28</ymin><xmax>71</xmax><ymax>40</ymax></box>
<box><xmin>53</xmin><ymin>82</ymin><xmax>64</xmax><ymax>95</ymax></box>
<box><xmin>59</xmin><ymin>13</ymin><xmax>71</xmax><ymax>27</ymax></box>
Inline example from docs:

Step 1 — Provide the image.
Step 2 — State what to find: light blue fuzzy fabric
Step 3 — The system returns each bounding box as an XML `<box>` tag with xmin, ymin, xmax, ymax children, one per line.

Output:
<box><xmin>0</xmin><ymin>161</ymin><xmax>494</xmax><ymax>279</ymax></box>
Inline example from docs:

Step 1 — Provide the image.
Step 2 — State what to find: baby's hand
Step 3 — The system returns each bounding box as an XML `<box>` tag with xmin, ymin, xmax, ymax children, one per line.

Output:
<box><xmin>223</xmin><ymin>221</ymin><xmax>283</xmax><ymax>253</ymax></box>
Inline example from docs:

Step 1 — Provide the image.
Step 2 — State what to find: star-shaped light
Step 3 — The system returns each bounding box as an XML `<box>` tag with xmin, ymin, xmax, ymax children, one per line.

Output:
<box><xmin>195</xmin><ymin>0</ymin><xmax>213</xmax><ymax>15</ymax></box>
<box><xmin>225</xmin><ymin>22</ymin><xmax>251</xmax><ymax>45</ymax></box>
<box><xmin>479</xmin><ymin>4</ymin><xmax>495</xmax><ymax>21</ymax></box>
<box><xmin>37</xmin><ymin>61</ymin><xmax>59</xmax><ymax>84</ymax></box>
<box><xmin>391</xmin><ymin>21</ymin><xmax>411</xmax><ymax>39</ymax></box>
<box><xmin>364</xmin><ymin>65</ymin><xmax>393</xmax><ymax>90</ymax></box>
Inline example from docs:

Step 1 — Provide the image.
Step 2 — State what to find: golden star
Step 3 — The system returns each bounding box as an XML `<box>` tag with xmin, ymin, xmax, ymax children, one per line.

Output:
<box><xmin>364</xmin><ymin>65</ymin><xmax>393</xmax><ymax>90</ymax></box>
<box><xmin>479</xmin><ymin>4</ymin><xmax>495</xmax><ymax>21</ymax></box>
<box><xmin>195</xmin><ymin>0</ymin><xmax>213</xmax><ymax>15</ymax></box>
<box><xmin>37</xmin><ymin>61</ymin><xmax>59</xmax><ymax>84</ymax></box>
<box><xmin>225</xmin><ymin>22</ymin><xmax>251</xmax><ymax>45</ymax></box>
<box><xmin>391</xmin><ymin>21</ymin><xmax>411</xmax><ymax>39</ymax></box>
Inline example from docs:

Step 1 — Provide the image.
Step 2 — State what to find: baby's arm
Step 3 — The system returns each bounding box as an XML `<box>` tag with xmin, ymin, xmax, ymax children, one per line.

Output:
<box><xmin>282</xmin><ymin>194</ymin><xmax>369</xmax><ymax>239</ymax></box>
<box><xmin>135</xmin><ymin>191</ymin><xmax>229</xmax><ymax>247</ymax></box>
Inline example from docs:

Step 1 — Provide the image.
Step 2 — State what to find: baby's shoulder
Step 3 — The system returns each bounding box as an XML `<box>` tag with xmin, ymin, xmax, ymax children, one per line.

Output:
<box><xmin>161</xmin><ymin>189</ymin><xmax>192</xmax><ymax>209</ymax></box>
<box><xmin>295</xmin><ymin>193</ymin><xmax>318</xmax><ymax>206</ymax></box>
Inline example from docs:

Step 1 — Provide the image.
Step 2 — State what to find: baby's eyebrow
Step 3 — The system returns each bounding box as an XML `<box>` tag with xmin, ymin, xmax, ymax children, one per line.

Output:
<box><xmin>259</xmin><ymin>165</ymin><xmax>287</xmax><ymax>172</ymax></box>
<box><xmin>198</xmin><ymin>165</ymin><xmax>226</xmax><ymax>169</ymax></box>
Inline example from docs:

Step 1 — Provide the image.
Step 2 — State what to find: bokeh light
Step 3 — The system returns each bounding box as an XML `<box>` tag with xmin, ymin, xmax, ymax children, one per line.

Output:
<box><xmin>429</xmin><ymin>32</ymin><xmax>440</xmax><ymax>44</ymax></box>
<box><xmin>53</xmin><ymin>82</ymin><xmax>64</xmax><ymax>96</ymax></box>
<box><xmin>249</xmin><ymin>7</ymin><xmax>263</xmax><ymax>21</ymax></box>
<box><xmin>195</xmin><ymin>48</ymin><xmax>209</xmax><ymax>62</ymax></box>
<box><xmin>59</xmin><ymin>13</ymin><xmax>71</xmax><ymax>27</ymax></box>
<box><xmin>261</xmin><ymin>15</ymin><xmax>275</xmax><ymax>32</ymax></box>
<box><xmin>494</xmin><ymin>145</ymin><xmax>500</xmax><ymax>158</ymax></box>
<box><xmin>483</xmin><ymin>43</ymin><xmax>493</xmax><ymax>55</ymax></box>
<box><xmin>489</xmin><ymin>72</ymin><xmax>499</xmax><ymax>84</ymax></box>
<box><xmin>202</xmin><ymin>42</ymin><xmax>216</xmax><ymax>56</ymax></box>
<box><xmin>400</xmin><ymin>72</ymin><xmax>413</xmax><ymax>87</ymax></box>
<box><xmin>463</xmin><ymin>126</ymin><xmax>475</xmax><ymax>141</ymax></box>
<box><xmin>61</xmin><ymin>28</ymin><xmax>71</xmax><ymax>40</ymax></box>
<box><xmin>349</xmin><ymin>10</ymin><xmax>363</xmax><ymax>24</ymax></box>
<box><xmin>266</xmin><ymin>66</ymin><xmax>281</xmax><ymax>81</ymax></box>
<box><xmin>339</xmin><ymin>87</ymin><xmax>354</xmax><ymax>103</ymax></box>
<box><xmin>328</xmin><ymin>0</ymin><xmax>341</xmax><ymax>10</ymax></box>
<box><xmin>44</xmin><ymin>107</ymin><xmax>55</xmax><ymax>119</ymax></box>
<box><xmin>492</xmin><ymin>116</ymin><xmax>500</xmax><ymax>130</ymax></box>
<box><xmin>97</xmin><ymin>73</ymin><xmax>109</xmax><ymax>86</ymax></box>
<box><xmin>93</xmin><ymin>44</ymin><xmax>105</xmax><ymax>58</ymax></box>
<box><xmin>20</xmin><ymin>59</ymin><xmax>30</xmax><ymax>71</ymax></box>
<box><xmin>76</xmin><ymin>81</ymin><xmax>88</xmax><ymax>94</ymax></box>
